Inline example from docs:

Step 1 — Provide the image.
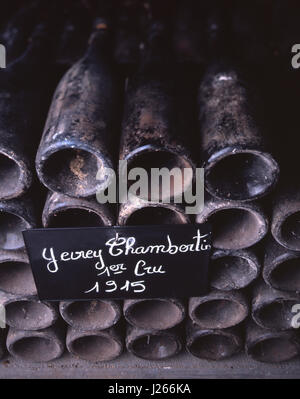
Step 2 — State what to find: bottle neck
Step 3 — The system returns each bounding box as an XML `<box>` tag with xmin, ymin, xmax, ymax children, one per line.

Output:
<box><xmin>84</xmin><ymin>18</ymin><xmax>111</xmax><ymax>62</ymax></box>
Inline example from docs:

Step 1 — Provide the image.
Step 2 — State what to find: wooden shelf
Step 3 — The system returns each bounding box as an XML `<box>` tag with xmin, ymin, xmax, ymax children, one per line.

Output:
<box><xmin>0</xmin><ymin>352</ymin><xmax>299</xmax><ymax>379</ymax></box>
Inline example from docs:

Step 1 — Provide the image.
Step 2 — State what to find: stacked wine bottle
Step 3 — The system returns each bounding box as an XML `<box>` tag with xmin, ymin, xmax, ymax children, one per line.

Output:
<box><xmin>0</xmin><ymin>0</ymin><xmax>300</xmax><ymax>364</ymax></box>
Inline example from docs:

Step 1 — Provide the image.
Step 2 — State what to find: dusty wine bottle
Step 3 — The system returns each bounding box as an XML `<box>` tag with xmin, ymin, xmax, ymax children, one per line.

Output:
<box><xmin>196</xmin><ymin>194</ymin><xmax>268</xmax><ymax>250</ymax></box>
<box><xmin>197</xmin><ymin>0</ymin><xmax>279</xmax><ymax>202</ymax></box>
<box><xmin>0</xmin><ymin>250</ymin><xmax>36</xmax><ymax>296</ymax></box>
<box><xmin>0</xmin><ymin>192</ymin><xmax>38</xmax><ymax>250</ymax></box>
<box><xmin>199</xmin><ymin>65</ymin><xmax>279</xmax><ymax>202</ymax></box>
<box><xmin>271</xmin><ymin>179</ymin><xmax>300</xmax><ymax>251</ymax></box>
<box><xmin>36</xmin><ymin>13</ymin><xmax>122</xmax><ymax>198</ymax></box>
<box><xmin>126</xmin><ymin>324</ymin><xmax>182</xmax><ymax>360</ymax></box>
<box><xmin>118</xmin><ymin>195</ymin><xmax>190</xmax><ymax>226</ymax></box>
<box><xmin>7</xmin><ymin>323</ymin><xmax>65</xmax><ymax>362</ymax></box>
<box><xmin>0</xmin><ymin>21</ymin><xmax>57</xmax><ymax>200</ymax></box>
<box><xmin>119</xmin><ymin>19</ymin><xmax>195</xmax><ymax>202</ymax></box>
<box><xmin>60</xmin><ymin>300</ymin><xmax>121</xmax><ymax>332</ymax></box>
<box><xmin>0</xmin><ymin>290</ymin><xmax>58</xmax><ymax>331</ymax></box>
<box><xmin>189</xmin><ymin>289</ymin><xmax>249</xmax><ymax>329</ymax></box>
<box><xmin>119</xmin><ymin>197</ymin><xmax>187</xmax><ymax>332</ymax></box>
<box><xmin>210</xmin><ymin>248</ymin><xmax>261</xmax><ymax>291</ymax></box>
<box><xmin>66</xmin><ymin>325</ymin><xmax>123</xmax><ymax>362</ymax></box>
<box><xmin>123</xmin><ymin>298</ymin><xmax>186</xmax><ymax>331</ymax></box>
<box><xmin>186</xmin><ymin>320</ymin><xmax>242</xmax><ymax>360</ymax></box>
<box><xmin>263</xmin><ymin>237</ymin><xmax>300</xmax><ymax>293</ymax></box>
<box><xmin>245</xmin><ymin>319</ymin><xmax>300</xmax><ymax>363</ymax></box>
<box><xmin>42</xmin><ymin>191</ymin><xmax>115</xmax><ymax>228</ymax></box>
<box><xmin>252</xmin><ymin>279</ymin><xmax>300</xmax><ymax>331</ymax></box>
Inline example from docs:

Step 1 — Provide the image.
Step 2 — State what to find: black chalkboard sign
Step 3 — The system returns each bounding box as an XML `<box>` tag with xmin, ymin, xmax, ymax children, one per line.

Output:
<box><xmin>23</xmin><ymin>224</ymin><xmax>211</xmax><ymax>300</ymax></box>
